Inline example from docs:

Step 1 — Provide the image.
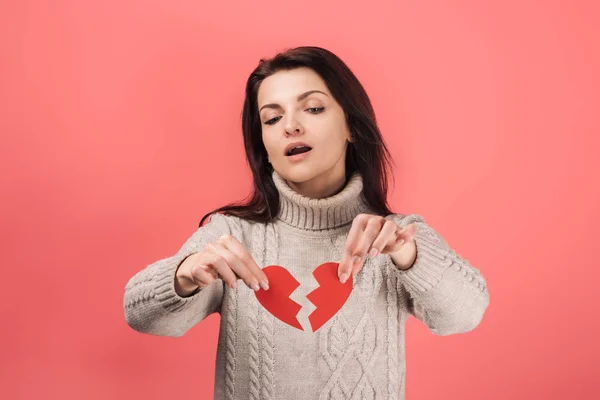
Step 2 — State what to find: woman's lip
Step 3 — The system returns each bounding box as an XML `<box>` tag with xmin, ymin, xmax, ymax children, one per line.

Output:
<box><xmin>284</xmin><ymin>146</ymin><xmax>312</xmax><ymax>156</ymax></box>
<box><xmin>283</xmin><ymin>142</ymin><xmax>312</xmax><ymax>156</ymax></box>
<box><xmin>286</xmin><ymin>148</ymin><xmax>313</xmax><ymax>162</ymax></box>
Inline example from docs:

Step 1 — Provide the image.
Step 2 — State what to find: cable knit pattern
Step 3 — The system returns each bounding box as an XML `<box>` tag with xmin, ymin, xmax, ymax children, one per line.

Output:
<box><xmin>223</xmin><ymin>219</ymin><xmax>244</xmax><ymax>400</ymax></box>
<box><xmin>224</xmin><ymin>290</ymin><xmax>237</xmax><ymax>400</ymax></box>
<box><xmin>386</xmin><ymin>264</ymin><xmax>400</xmax><ymax>399</ymax></box>
<box><xmin>247</xmin><ymin>223</ymin><xmax>263</xmax><ymax>400</ymax></box>
<box><xmin>123</xmin><ymin>169</ymin><xmax>489</xmax><ymax>399</ymax></box>
<box><xmin>318</xmin><ymin>234</ymin><xmax>386</xmax><ymax>399</ymax></box>
<box><xmin>259</xmin><ymin>224</ymin><xmax>277</xmax><ymax>399</ymax></box>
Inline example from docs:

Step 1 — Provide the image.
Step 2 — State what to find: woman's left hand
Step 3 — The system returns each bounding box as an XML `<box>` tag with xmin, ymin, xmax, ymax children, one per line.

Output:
<box><xmin>338</xmin><ymin>214</ymin><xmax>418</xmax><ymax>283</ymax></box>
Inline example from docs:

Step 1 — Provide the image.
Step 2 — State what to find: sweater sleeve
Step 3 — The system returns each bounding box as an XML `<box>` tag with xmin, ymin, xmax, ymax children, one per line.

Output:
<box><xmin>123</xmin><ymin>213</ymin><xmax>231</xmax><ymax>337</ymax></box>
<box><xmin>385</xmin><ymin>213</ymin><xmax>490</xmax><ymax>336</ymax></box>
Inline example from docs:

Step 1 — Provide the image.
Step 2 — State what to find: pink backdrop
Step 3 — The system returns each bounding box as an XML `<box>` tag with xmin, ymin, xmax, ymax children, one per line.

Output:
<box><xmin>1</xmin><ymin>1</ymin><xmax>599</xmax><ymax>399</ymax></box>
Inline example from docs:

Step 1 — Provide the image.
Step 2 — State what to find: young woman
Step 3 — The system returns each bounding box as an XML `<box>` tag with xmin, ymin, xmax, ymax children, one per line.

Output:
<box><xmin>124</xmin><ymin>46</ymin><xmax>489</xmax><ymax>400</ymax></box>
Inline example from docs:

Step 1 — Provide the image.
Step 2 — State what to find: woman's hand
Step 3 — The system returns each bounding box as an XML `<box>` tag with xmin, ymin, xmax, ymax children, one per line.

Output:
<box><xmin>175</xmin><ymin>234</ymin><xmax>270</xmax><ymax>296</ymax></box>
<box><xmin>338</xmin><ymin>214</ymin><xmax>418</xmax><ymax>283</ymax></box>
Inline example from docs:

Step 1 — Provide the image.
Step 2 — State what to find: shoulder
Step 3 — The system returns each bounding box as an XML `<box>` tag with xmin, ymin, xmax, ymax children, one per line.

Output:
<box><xmin>189</xmin><ymin>212</ymin><xmax>233</xmax><ymax>242</ymax></box>
<box><xmin>203</xmin><ymin>212</ymin><xmax>230</xmax><ymax>229</ymax></box>
<box><xmin>208</xmin><ymin>212</ymin><xmax>267</xmax><ymax>240</ymax></box>
<box><xmin>202</xmin><ymin>212</ymin><xmax>238</xmax><ymax>234</ymax></box>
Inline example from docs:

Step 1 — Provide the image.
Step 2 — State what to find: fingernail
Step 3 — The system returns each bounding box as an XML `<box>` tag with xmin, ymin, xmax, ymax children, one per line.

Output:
<box><xmin>251</xmin><ymin>282</ymin><xmax>260</xmax><ymax>291</ymax></box>
<box><xmin>339</xmin><ymin>273</ymin><xmax>348</xmax><ymax>284</ymax></box>
<box><xmin>399</xmin><ymin>239</ymin><xmax>405</xmax><ymax>246</ymax></box>
<box><xmin>231</xmin><ymin>281</ymin><xmax>238</xmax><ymax>289</ymax></box>
<box><xmin>260</xmin><ymin>280</ymin><xmax>269</xmax><ymax>290</ymax></box>
<box><xmin>353</xmin><ymin>255</ymin><xmax>361</xmax><ymax>264</ymax></box>
<box><xmin>369</xmin><ymin>248</ymin><xmax>379</xmax><ymax>258</ymax></box>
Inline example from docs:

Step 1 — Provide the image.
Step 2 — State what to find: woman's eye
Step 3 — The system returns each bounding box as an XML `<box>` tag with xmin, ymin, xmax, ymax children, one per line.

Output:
<box><xmin>265</xmin><ymin>116</ymin><xmax>281</xmax><ymax>125</ymax></box>
<box><xmin>263</xmin><ymin>108</ymin><xmax>324</xmax><ymax>125</ymax></box>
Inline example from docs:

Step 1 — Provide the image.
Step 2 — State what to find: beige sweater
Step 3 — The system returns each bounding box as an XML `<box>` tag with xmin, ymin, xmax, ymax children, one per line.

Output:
<box><xmin>123</xmin><ymin>170</ymin><xmax>489</xmax><ymax>400</ymax></box>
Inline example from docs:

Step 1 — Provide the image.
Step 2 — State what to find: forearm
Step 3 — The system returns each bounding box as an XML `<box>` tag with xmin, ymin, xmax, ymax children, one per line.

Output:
<box><xmin>388</xmin><ymin>214</ymin><xmax>490</xmax><ymax>336</ymax></box>
<box><xmin>123</xmin><ymin>213</ymin><xmax>231</xmax><ymax>337</ymax></box>
<box><xmin>123</xmin><ymin>252</ymin><xmax>224</xmax><ymax>337</ymax></box>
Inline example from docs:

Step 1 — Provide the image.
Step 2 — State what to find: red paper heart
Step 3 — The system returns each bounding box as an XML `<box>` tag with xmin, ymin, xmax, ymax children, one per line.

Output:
<box><xmin>254</xmin><ymin>262</ymin><xmax>353</xmax><ymax>332</ymax></box>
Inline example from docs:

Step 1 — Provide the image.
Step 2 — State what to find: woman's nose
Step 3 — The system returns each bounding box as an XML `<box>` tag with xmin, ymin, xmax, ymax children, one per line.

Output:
<box><xmin>284</xmin><ymin>116</ymin><xmax>303</xmax><ymax>135</ymax></box>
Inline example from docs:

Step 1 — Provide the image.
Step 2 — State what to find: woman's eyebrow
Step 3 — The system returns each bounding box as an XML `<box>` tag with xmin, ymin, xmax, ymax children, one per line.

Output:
<box><xmin>259</xmin><ymin>90</ymin><xmax>328</xmax><ymax>112</ymax></box>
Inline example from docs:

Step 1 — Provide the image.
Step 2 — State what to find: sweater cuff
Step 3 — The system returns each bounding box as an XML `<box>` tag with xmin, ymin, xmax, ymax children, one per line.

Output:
<box><xmin>392</xmin><ymin>229</ymin><xmax>454</xmax><ymax>295</ymax></box>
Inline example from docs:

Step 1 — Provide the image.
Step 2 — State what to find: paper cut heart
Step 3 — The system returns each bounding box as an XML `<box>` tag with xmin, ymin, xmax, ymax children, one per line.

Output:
<box><xmin>254</xmin><ymin>262</ymin><xmax>353</xmax><ymax>332</ymax></box>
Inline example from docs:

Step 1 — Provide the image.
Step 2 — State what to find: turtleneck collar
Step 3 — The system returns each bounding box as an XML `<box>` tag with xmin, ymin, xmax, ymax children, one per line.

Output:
<box><xmin>271</xmin><ymin>169</ymin><xmax>371</xmax><ymax>231</ymax></box>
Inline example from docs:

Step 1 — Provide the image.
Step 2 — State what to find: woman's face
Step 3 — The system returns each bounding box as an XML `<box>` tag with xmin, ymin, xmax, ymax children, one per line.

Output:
<box><xmin>257</xmin><ymin>67</ymin><xmax>352</xmax><ymax>198</ymax></box>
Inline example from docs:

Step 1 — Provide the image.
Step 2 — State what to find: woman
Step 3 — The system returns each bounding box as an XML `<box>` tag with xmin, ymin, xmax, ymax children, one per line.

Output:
<box><xmin>124</xmin><ymin>46</ymin><xmax>489</xmax><ymax>400</ymax></box>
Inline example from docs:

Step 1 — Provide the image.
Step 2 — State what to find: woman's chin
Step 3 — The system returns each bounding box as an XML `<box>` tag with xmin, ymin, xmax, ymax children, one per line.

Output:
<box><xmin>278</xmin><ymin>167</ymin><xmax>318</xmax><ymax>184</ymax></box>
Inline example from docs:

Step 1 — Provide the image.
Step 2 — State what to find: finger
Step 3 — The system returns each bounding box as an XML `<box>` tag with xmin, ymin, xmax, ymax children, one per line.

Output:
<box><xmin>369</xmin><ymin>219</ymin><xmax>401</xmax><ymax>255</ymax></box>
<box><xmin>206</xmin><ymin>242</ymin><xmax>260</xmax><ymax>291</ymax></box>
<box><xmin>195</xmin><ymin>262</ymin><xmax>219</xmax><ymax>280</ymax></box>
<box><xmin>382</xmin><ymin>223</ymin><xmax>416</xmax><ymax>253</ymax></box>
<box><xmin>191</xmin><ymin>264</ymin><xmax>217</xmax><ymax>288</ymax></box>
<box><xmin>338</xmin><ymin>249</ymin><xmax>355</xmax><ymax>284</ymax></box>
<box><xmin>202</xmin><ymin>244</ymin><xmax>239</xmax><ymax>289</ymax></box>
<box><xmin>338</xmin><ymin>214</ymin><xmax>368</xmax><ymax>283</ymax></box>
<box><xmin>404</xmin><ymin>223</ymin><xmax>418</xmax><ymax>237</ymax></box>
<box><xmin>218</xmin><ymin>234</ymin><xmax>269</xmax><ymax>290</ymax></box>
<box><xmin>350</xmin><ymin>216</ymin><xmax>386</xmax><ymax>276</ymax></box>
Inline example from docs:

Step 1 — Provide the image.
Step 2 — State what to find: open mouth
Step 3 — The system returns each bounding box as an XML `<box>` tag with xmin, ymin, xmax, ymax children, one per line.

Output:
<box><xmin>286</xmin><ymin>146</ymin><xmax>312</xmax><ymax>156</ymax></box>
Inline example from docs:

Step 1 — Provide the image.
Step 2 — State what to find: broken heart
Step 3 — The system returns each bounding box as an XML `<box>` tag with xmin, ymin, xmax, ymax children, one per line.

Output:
<box><xmin>254</xmin><ymin>262</ymin><xmax>353</xmax><ymax>332</ymax></box>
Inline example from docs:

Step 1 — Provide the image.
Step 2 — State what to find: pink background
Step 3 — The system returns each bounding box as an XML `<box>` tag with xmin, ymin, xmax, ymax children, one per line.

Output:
<box><xmin>1</xmin><ymin>1</ymin><xmax>599</xmax><ymax>399</ymax></box>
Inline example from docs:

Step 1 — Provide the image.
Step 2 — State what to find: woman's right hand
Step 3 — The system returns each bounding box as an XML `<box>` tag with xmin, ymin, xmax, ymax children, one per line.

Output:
<box><xmin>175</xmin><ymin>234</ymin><xmax>270</xmax><ymax>296</ymax></box>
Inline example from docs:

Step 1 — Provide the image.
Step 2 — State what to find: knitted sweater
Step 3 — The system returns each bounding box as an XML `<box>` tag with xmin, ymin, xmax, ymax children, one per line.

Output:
<box><xmin>123</xmin><ymin>170</ymin><xmax>489</xmax><ymax>400</ymax></box>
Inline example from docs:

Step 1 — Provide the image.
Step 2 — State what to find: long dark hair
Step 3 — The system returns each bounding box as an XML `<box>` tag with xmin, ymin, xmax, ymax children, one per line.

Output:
<box><xmin>199</xmin><ymin>46</ymin><xmax>397</xmax><ymax>228</ymax></box>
